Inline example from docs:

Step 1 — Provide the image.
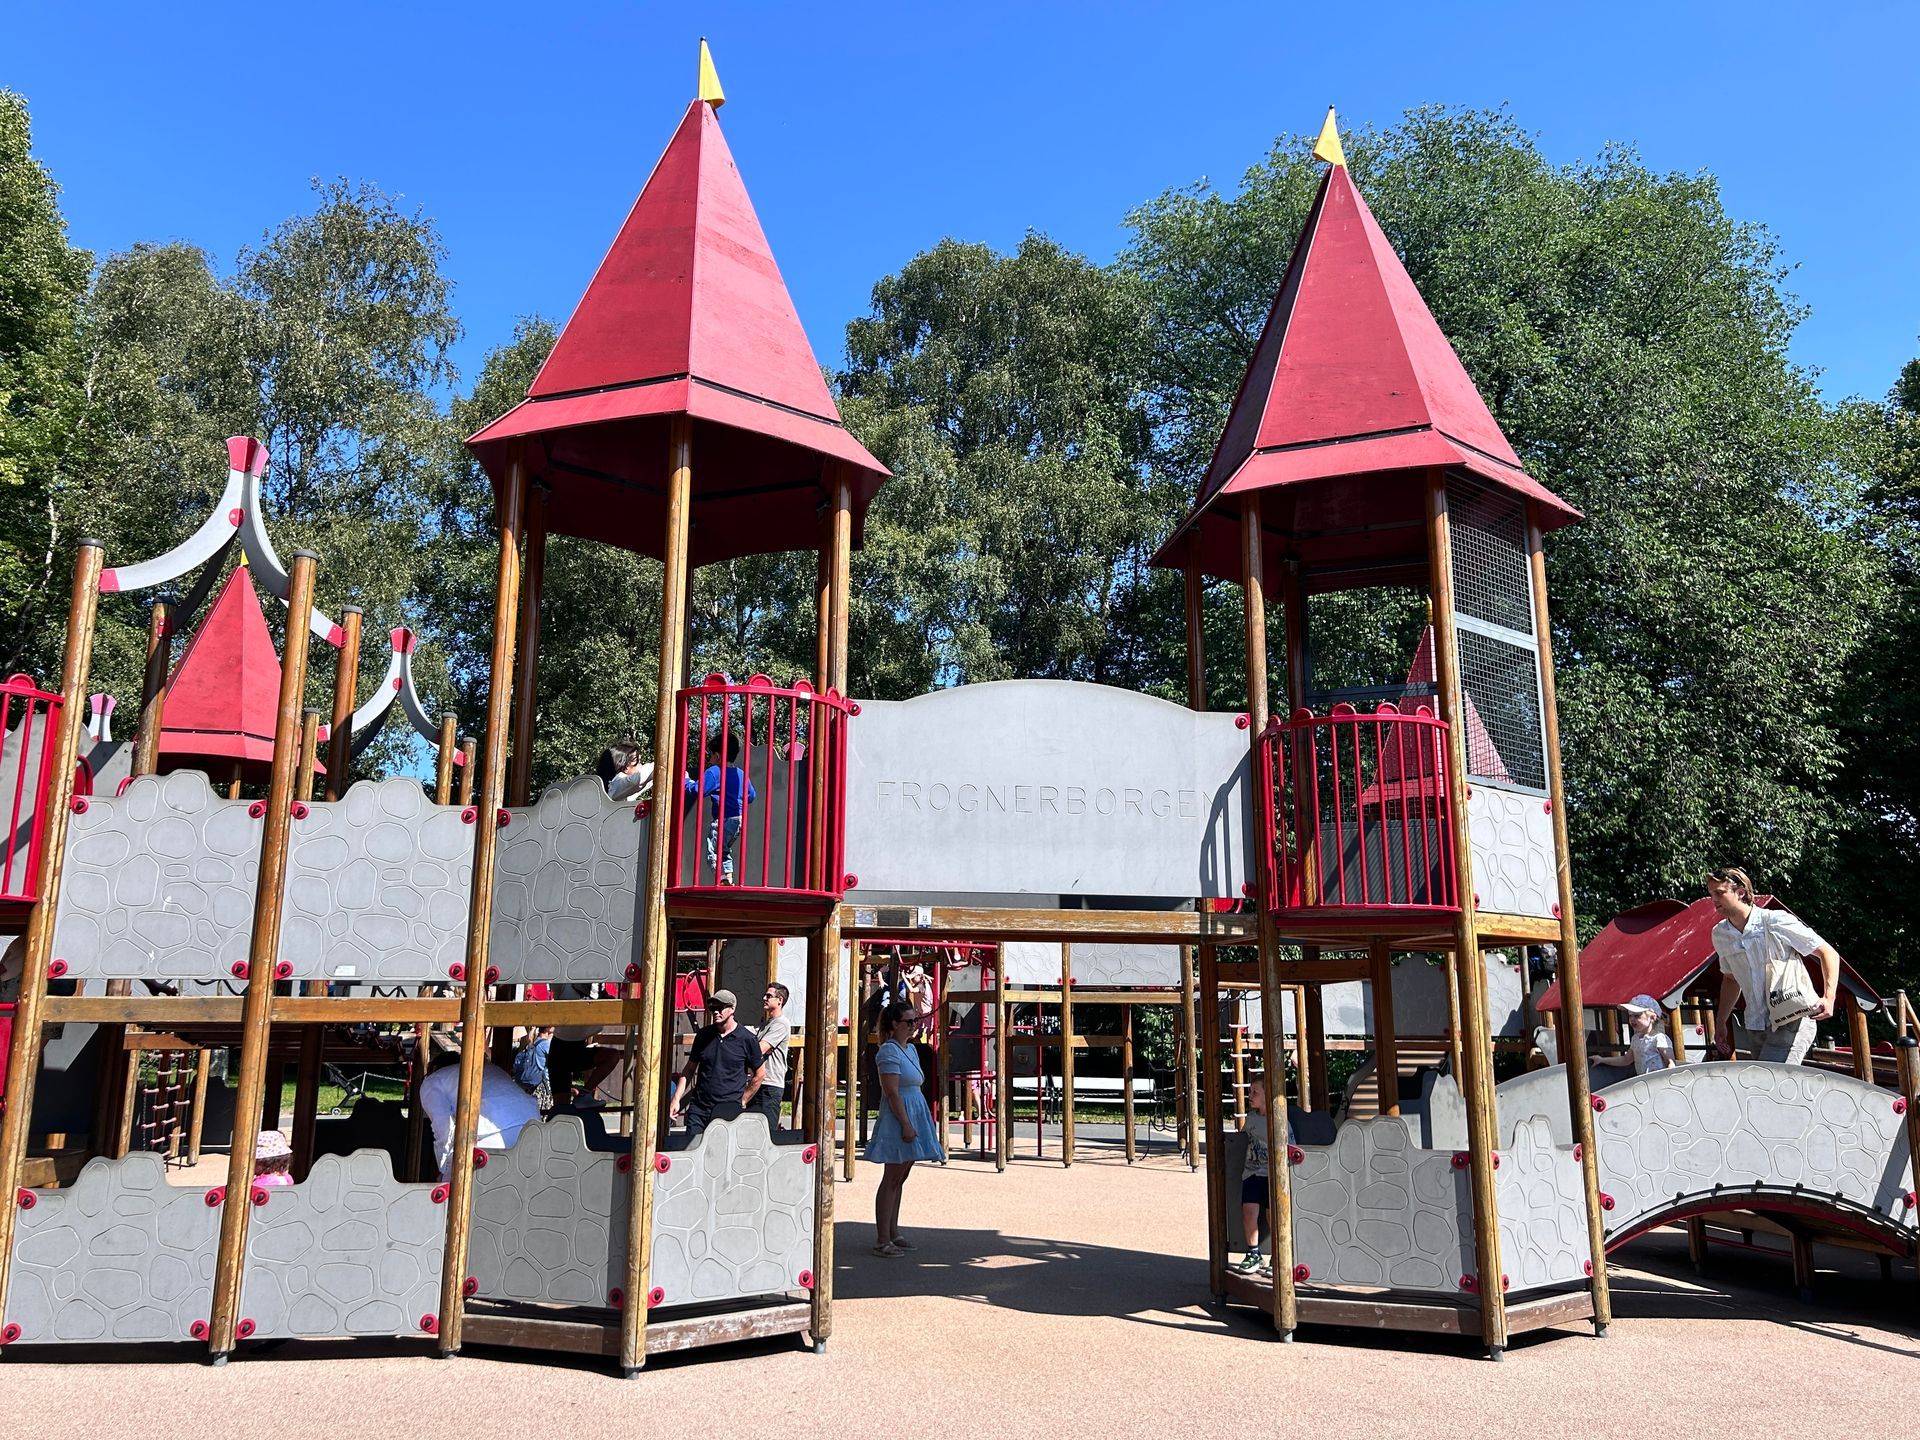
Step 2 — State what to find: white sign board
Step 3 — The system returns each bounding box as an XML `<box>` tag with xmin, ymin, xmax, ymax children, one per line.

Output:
<box><xmin>845</xmin><ymin>680</ymin><xmax>1253</xmax><ymax>903</ymax></box>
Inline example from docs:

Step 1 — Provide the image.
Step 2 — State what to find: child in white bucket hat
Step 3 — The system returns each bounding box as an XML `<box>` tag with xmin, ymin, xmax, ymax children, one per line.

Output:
<box><xmin>1619</xmin><ymin>995</ymin><xmax>1674</xmax><ymax>1075</ymax></box>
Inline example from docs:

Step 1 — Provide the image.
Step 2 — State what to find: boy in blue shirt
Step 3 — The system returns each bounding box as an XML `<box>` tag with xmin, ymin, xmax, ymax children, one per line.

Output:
<box><xmin>683</xmin><ymin>727</ymin><xmax>756</xmax><ymax>884</ymax></box>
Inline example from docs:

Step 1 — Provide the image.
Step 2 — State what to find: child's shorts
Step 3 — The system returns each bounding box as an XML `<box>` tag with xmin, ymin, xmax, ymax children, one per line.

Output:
<box><xmin>1240</xmin><ymin>1174</ymin><xmax>1268</xmax><ymax>1207</ymax></box>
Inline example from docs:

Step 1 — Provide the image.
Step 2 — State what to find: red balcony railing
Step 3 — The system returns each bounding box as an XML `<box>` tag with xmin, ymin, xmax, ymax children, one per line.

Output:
<box><xmin>665</xmin><ymin>674</ymin><xmax>851</xmax><ymax>907</ymax></box>
<box><xmin>1258</xmin><ymin>702</ymin><xmax>1459</xmax><ymax>920</ymax></box>
<box><xmin>0</xmin><ymin>673</ymin><xmax>83</xmax><ymax>914</ymax></box>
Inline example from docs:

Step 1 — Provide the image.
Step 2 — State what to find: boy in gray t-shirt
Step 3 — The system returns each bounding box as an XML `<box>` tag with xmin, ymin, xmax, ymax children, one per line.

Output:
<box><xmin>1233</xmin><ymin>1078</ymin><xmax>1272</xmax><ymax>1277</ymax></box>
<box><xmin>746</xmin><ymin>982</ymin><xmax>793</xmax><ymax>1128</ymax></box>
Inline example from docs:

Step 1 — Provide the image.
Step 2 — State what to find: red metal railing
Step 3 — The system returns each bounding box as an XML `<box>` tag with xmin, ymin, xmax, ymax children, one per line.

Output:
<box><xmin>0</xmin><ymin>673</ymin><xmax>82</xmax><ymax>912</ymax></box>
<box><xmin>1258</xmin><ymin>702</ymin><xmax>1460</xmax><ymax>919</ymax></box>
<box><xmin>665</xmin><ymin>673</ymin><xmax>851</xmax><ymax>905</ymax></box>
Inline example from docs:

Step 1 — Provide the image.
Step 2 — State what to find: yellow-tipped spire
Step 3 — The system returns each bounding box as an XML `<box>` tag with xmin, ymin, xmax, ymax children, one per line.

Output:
<box><xmin>1313</xmin><ymin>106</ymin><xmax>1346</xmax><ymax>168</ymax></box>
<box><xmin>698</xmin><ymin>38</ymin><xmax>726</xmax><ymax>108</ymax></box>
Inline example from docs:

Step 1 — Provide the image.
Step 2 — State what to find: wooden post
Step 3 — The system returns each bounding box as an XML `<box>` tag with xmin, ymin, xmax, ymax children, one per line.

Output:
<box><xmin>0</xmin><ymin>545</ymin><xmax>107</xmax><ymax>1313</ymax></box>
<box><xmin>188</xmin><ymin>1048</ymin><xmax>212</xmax><ymax>1164</ymax></box>
<box><xmin>289</xmin><ymin>709</ymin><xmax>325</xmax><ymax>1180</ymax></box>
<box><xmin>1241</xmin><ymin>496</ymin><xmax>1297</xmax><ymax>1338</ymax></box>
<box><xmin>207</xmin><ymin>551</ymin><xmax>317</xmax><ymax>1361</ymax></box>
<box><xmin>227</xmin><ymin>759</ymin><xmax>244</xmax><ymax>801</ymax></box>
<box><xmin>1305</xmin><ymin>979</ymin><xmax>1330</xmax><ymax>1112</ymax></box>
<box><xmin>507</xmin><ymin>486</ymin><xmax>546</xmax><ymax>809</ymax></box>
<box><xmin>1892</xmin><ymin>1014</ymin><xmax>1920</xmax><ymax>1263</ymax></box>
<box><xmin>1445</xmin><ymin>948</ymin><xmax>1466</xmax><ymax>1081</ymax></box>
<box><xmin>936</xmin><ymin>958</ymin><xmax>952</xmax><ymax>1156</ymax></box>
<box><xmin>1291</xmin><ymin>985</ymin><xmax>1310</xmax><ymax>1111</ymax></box>
<box><xmin>325</xmin><ymin>605</ymin><xmax>362</xmax><ymax>801</ymax></box>
<box><xmin>842</xmin><ymin>944</ymin><xmax>863</xmax><ymax>1182</ymax></box>
<box><xmin>994</xmin><ymin>950</ymin><xmax>1010</xmax><ymax>1172</ymax></box>
<box><xmin>1060</xmin><ymin>941</ymin><xmax>1075</xmax><ymax>1167</ymax></box>
<box><xmin>1429</xmin><ymin>475</ymin><xmax>1507</xmax><ymax>1354</ymax></box>
<box><xmin>434</xmin><ymin>715</ymin><xmax>457</xmax><ymax>806</ymax></box>
<box><xmin>457</xmin><ymin>737</ymin><xmax>477</xmax><ymax>807</ymax></box>
<box><xmin>1369</xmin><ymin>942</ymin><xmax>1400</xmax><ymax>1116</ymax></box>
<box><xmin>805</xmin><ymin>466</ymin><xmax>853</xmax><ymax>1350</ymax></box>
<box><xmin>1231</xmin><ymin>1020</ymin><xmax>1247</xmax><ymax>1124</ymax></box>
<box><xmin>433</xmin><ymin>454</ymin><xmax>526</xmax><ymax>1356</ymax></box>
<box><xmin>617</xmin><ymin>419</ymin><xmax>693</xmax><ymax>1375</ymax></box>
<box><xmin>130</xmin><ymin>601</ymin><xmax>173</xmax><ymax>777</ymax></box>
<box><xmin>803</xmin><ymin>914</ymin><xmax>842</xmax><ymax>1346</ymax></box>
<box><xmin>1526</xmin><ymin>504</ymin><xmax>1612</xmax><ymax>1334</ymax></box>
<box><xmin>1198</xmin><ymin>942</ymin><xmax>1227</xmax><ymax>1298</ymax></box>
<box><xmin>1181</xmin><ymin>543</ymin><xmax>1207</xmax><ymax>1173</ymax></box>
<box><xmin>1180</xmin><ymin>951</ymin><xmax>1201</xmax><ymax>1169</ymax></box>
<box><xmin>1844</xmin><ymin>993</ymin><xmax>1873</xmax><ymax>1082</ymax></box>
<box><xmin>1121</xmin><ymin>1002</ymin><xmax>1137</xmax><ymax>1163</ymax></box>
<box><xmin>1667</xmin><ymin>1005</ymin><xmax>1690</xmax><ymax>1067</ymax></box>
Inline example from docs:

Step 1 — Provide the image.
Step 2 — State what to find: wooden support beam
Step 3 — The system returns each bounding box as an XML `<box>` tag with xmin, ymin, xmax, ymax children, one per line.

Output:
<box><xmin>1444</xmin><ymin>948</ymin><xmax>1466</xmax><ymax>1082</ymax></box>
<box><xmin>507</xmin><ymin>485</ymin><xmax>546</xmax><ymax>809</ymax></box>
<box><xmin>994</xmin><ymin>952</ymin><xmax>1010</xmax><ymax>1172</ymax></box>
<box><xmin>1370</xmin><ymin>941</ymin><xmax>1400</xmax><ymax>1116</ymax></box>
<box><xmin>131</xmin><ymin>600</ymin><xmax>172</xmax><ymax>778</ymax></box>
<box><xmin>290</xmin><ymin>708</ymin><xmax>325</xmax><ymax>1179</ymax></box>
<box><xmin>1180</xmin><ymin>946</ymin><xmax>1201</xmax><ymax>1168</ymax></box>
<box><xmin>1845</xmin><ymin>993</ymin><xmax>1873</xmax><ymax>1082</ymax></box>
<box><xmin>1242</xmin><ymin>496</ymin><xmax>1296</xmax><ymax>1339</ymax></box>
<box><xmin>618</xmin><ymin>418</ymin><xmax>693</xmax><ymax>1375</ymax></box>
<box><xmin>458</xmin><ymin>736</ymin><xmax>477</xmax><ymax>807</ymax></box>
<box><xmin>841</xmin><ymin>905</ymin><xmax>1256</xmax><ymax>946</ymax></box>
<box><xmin>1305</xmin><ymin>975</ymin><xmax>1330</xmax><ymax>1112</ymax></box>
<box><xmin>1121</xmin><ymin>1003</ymin><xmax>1137</xmax><ymax>1163</ymax></box>
<box><xmin>207</xmin><ymin>550</ymin><xmax>316</xmax><ymax>1360</ymax></box>
<box><xmin>435</xmin><ymin>714</ymin><xmax>457</xmax><ymax>806</ymax></box>
<box><xmin>187</xmin><ymin>1047</ymin><xmax>212</xmax><ymax>1165</ymax></box>
<box><xmin>1060</xmin><ymin>941</ymin><xmax>1075</xmax><ymax>1167</ymax></box>
<box><xmin>325</xmin><ymin>606</ymin><xmax>362</xmax><ymax>801</ymax></box>
<box><xmin>1430</xmin><ymin>475</ymin><xmax>1505</xmax><ymax>1354</ymax></box>
<box><xmin>434</xmin><ymin>452</ymin><xmax>525</xmax><ymax>1357</ymax></box>
<box><xmin>1527</xmin><ymin>504</ymin><xmax>1611</xmax><ymax>1334</ymax></box>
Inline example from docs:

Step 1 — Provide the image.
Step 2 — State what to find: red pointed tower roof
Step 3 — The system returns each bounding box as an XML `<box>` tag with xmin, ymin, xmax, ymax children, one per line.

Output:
<box><xmin>157</xmin><ymin>566</ymin><xmax>317</xmax><ymax>783</ymax></box>
<box><xmin>467</xmin><ymin>87</ymin><xmax>888</xmax><ymax>566</ymax></box>
<box><xmin>1155</xmin><ymin>151</ymin><xmax>1577</xmax><ymax>586</ymax></box>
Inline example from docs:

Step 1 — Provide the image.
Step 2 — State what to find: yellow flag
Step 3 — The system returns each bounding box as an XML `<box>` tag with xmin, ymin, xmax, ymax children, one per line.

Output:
<box><xmin>1313</xmin><ymin>107</ymin><xmax>1345</xmax><ymax>167</ymax></box>
<box><xmin>698</xmin><ymin>38</ymin><xmax>726</xmax><ymax>108</ymax></box>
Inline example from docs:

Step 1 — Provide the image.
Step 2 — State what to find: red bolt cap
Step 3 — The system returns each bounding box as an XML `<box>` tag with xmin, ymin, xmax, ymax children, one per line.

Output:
<box><xmin>1591</xmin><ymin>1095</ymin><xmax>1607</xmax><ymax>1112</ymax></box>
<box><xmin>1286</xmin><ymin>1145</ymin><xmax>1304</xmax><ymax>1165</ymax></box>
<box><xmin>802</xmin><ymin>1145</ymin><xmax>818</xmax><ymax>1165</ymax></box>
<box><xmin>635</xmin><ymin>800</ymin><xmax>651</xmax><ymax>819</ymax></box>
<box><xmin>609</xmin><ymin>1288</ymin><xmax>625</xmax><ymax>1310</ymax></box>
<box><xmin>0</xmin><ymin>1321</ymin><xmax>18</xmax><ymax>1345</ymax></box>
<box><xmin>1551</xmin><ymin>903</ymin><xmax>1562</xmax><ymax>919</ymax></box>
<box><xmin>462</xmin><ymin>1276</ymin><xmax>478</xmax><ymax>1298</ymax></box>
<box><xmin>1895</xmin><ymin>1097</ymin><xmax>1908</xmax><ymax>1116</ymax></box>
<box><xmin>495</xmin><ymin>808</ymin><xmax>510</xmax><ymax>827</ymax></box>
<box><xmin>1904</xmin><ymin>1190</ymin><xmax>1917</xmax><ymax>1207</ymax></box>
<box><xmin>1491</xmin><ymin>1152</ymin><xmax>1502</xmax><ymax>1170</ymax></box>
<box><xmin>204</xmin><ymin>1187</ymin><xmax>225</xmax><ymax>1208</ymax></box>
<box><xmin>1235</xmin><ymin>714</ymin><xmax>1250</xmax><ymax>730</ymax></box>
<box><xmin>70</xmin><ymin>796</ymin><xmax>88</xmax><ymax>814</ymax></box>
<box><xmin>273</xmin><ymin>960</ymin><xmax>292</xmax><ymax>980</ymax></box>
<box><xmin>290</xmin><ymin>801</ymin><xmax>309</xmax><ymax>820</ymax></box>
<box><xmin>1460</xmin><ymin>1274</ymin><xmax>1478</xmax><ymax>1293</ymax></box>
<box><xmin>460</xmin><ymin>806</ymin><xmax>477</xmax><ymax>824</ymax></box>
<box><xmin>472</xmin><ymin>1148</ymin><xmax>488</xmax><ymax>1168</ymax></box>
<box><xmin>843</xmin><ymin>873</ymin><xmax>859</xmax><ymax>889</ymax></box>
<box><xmin>616</xmin><ymin>1154</ymin><xmax>632</xmax><ymax>1173</ymax></box>
<box><xmin>420</xmin><ymin>1314</ymin><xmax>438</xmax><ymax>1334</ymax></box>
<box><xmin>654</xmin><ymin>1153</ymin><xmax>671</xmax><ymax>1174</ymax></box>
<box><xmin>1600</xmin><ymin>1192</ymin><xmax>1615</xmax><ymax>1211</ymax></box>
<box><xmin>250</xmin><ymin>1187</ymin><xmax>269</xmax><ymax>1207</ymax></box>
<box><xmin>1542</xmin><ymin>799</ymin><xmax>1553</xmax><ymax>814</ymax></box>
<box><xmin>231</xmin><ymin>961</ymin><xmax>249</xmax><ymax>979</ymax></box>
<box><xmin>15</xmin><ymin>1188</ymin><xmax>36</xmax><ymax>1210</ymax></box>
<box><xmin>1451</xmin><ymin>1152</ymin><xmax>1471</xmax><ymax>1171</ymax></box>
<box><xmin>798</xmin><ymin>1269</ymin><xmax>815</xmax><ymax>1290</ymax></box>
<box><xmin>1583</xmin><ymin>1260</ymin><xmax>1594</xmax><ymax>1277</ymax></box>
<box><xmin>1292</xmin><ymin>1263</ymin><xmax>1310</xmax><ymax>1283</ymax></box>
<box><xmin>448</xmin><ymin>963</ymin><xmax>466</xmax><ymax>982</ymax></box>
<box><xmin>430</xmin><ymin>1184</ymin><xmax>449</xmax><ymax>1205</ymax></box>
<box><xmin>236</xmin><ymin>1319</ymin><xmax>255</xmax><ymax>1339</ymax></box>
<box><xmin>848</xmin><ymin>701</ymin><xmax>862</xmax><ymax>716</ymax></box>
<box><xmin>47</xmin><ymin>959</ymin><xmax>67</xmax><ymax>979</ymax></box>
<box><xmin>248</xmin><ymin>801</ymin><xmax>266</xmax><ymax>819</ymax></box>
<box><xmin>625</xmin><ymin>962</ymin><xmax>642</xmax><ymax>981</ymax></box>
<box><xmin>1572</xmin><ymin>1143</ymin><xmax>1584</xmax><ymax>1162</ymax></box>
<box><xmin>189</xmin><ymin>1320</ymin><xmax>208</xmax><ymax>1340</ymax></box>
<box><xmin>485</xmin><ymin>965</ymin><xmax>499</xmax><ymax>985</ymax></box>
<box><xmin>647</xmin><ymin>1286</ymin><xmax>665</xmax><ymax>1309</ymax></box>
<box><xmin>1501</xmin><ymin>1273</ymin><xmax>1510</xmax><ymax>1292</ymax></box>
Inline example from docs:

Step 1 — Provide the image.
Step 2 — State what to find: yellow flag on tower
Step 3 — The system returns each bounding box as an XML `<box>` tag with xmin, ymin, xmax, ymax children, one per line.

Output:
<box><xmin>698</xmin><ymin>39</ymin><xmax>726</xmax><ymax>108</ymax></box>
<box><xmin>1313</xmin><ymin>107</ymin><xmax>1345</xmax><ymax>168</ymax></box>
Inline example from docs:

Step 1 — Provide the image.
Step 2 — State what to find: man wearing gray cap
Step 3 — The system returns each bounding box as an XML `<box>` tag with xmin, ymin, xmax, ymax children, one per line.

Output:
<box><xmin>670</xmin><ymin>989</ymin><xmax>768</xmax><ymax>1139</ymax></box>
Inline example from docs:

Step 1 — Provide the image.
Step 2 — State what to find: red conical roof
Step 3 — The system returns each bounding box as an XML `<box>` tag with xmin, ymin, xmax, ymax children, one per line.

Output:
<box><xmin>467</xmin><ymin>98</ymin><xmax>888</xmax><ymax>566</ymax></box>
<box><xmin>1155</xmin><ymin>162</ymin><xmax>1576</xmax><ymax>585</ymax></box>
<box><xmin>157</xmin><ymin>566</ymin><xmax>317</xmax><ymax>783</ymax></box>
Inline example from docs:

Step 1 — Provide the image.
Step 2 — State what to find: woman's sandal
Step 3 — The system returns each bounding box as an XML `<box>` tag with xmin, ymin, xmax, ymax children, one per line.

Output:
<box><xmin>890</xmin><ymin>1235</ymin><xmax>918</xmax><ymax>1251</ymax></box>
<box><xmin>872</xmin><ymin>1241</ymin><xmax>905</xmax><ymax>1257</ymax></box>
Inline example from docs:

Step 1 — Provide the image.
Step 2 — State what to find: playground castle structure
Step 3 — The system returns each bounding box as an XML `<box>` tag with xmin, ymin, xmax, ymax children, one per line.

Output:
<box><xmin>0</xmin><ymin>61</ymin><xmax>1914</xmax><ymax>1370</ymax></box>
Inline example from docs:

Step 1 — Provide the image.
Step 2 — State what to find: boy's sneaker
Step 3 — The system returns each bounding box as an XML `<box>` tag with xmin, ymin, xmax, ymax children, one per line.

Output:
<box><xmin>1231</xmin><ymin>1251</ymin><xmax>1264</xmax><ymax>1276</ymax></box>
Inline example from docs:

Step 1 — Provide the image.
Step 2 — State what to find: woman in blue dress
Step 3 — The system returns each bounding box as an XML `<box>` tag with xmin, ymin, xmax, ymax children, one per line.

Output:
<box><xmin>867</xmin><ymin>1001</ymin><xmax>944</xmax><ymax>1256</ymax></box>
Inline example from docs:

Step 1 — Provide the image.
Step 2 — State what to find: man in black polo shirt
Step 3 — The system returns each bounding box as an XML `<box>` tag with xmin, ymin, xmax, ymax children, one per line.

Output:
<box><xmin>669</xmin><ymin>989</ymin><xmax>767</xmax><ymax>1139</ymax></box>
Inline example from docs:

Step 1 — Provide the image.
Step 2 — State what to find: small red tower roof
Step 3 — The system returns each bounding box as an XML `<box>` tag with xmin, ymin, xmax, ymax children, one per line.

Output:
<box><xmin>157</xmin><ymin>566</ymin><xmax>317</xmax><ymax>783</ymax></box>
<box><xmin>467</xmin><ymin>90</ymin><xmax>889</xmax><ymax>566</ymax></box>
<box><xmin>1155</xmin><ymin>154</ymin><xmax>1577</xmax><ymax>586</ymax></box>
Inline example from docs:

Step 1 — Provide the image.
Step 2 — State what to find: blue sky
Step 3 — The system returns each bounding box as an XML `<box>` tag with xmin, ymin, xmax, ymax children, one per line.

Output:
<box><xmin>9</xmin><ymin>1</ymin><xmax>1916</xmax><ymax>405</ymax></box>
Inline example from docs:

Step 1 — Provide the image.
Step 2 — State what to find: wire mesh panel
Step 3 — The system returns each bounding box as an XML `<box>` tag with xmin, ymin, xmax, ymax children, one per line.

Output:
<box><xmin>1447</xmin><ymin>478</ymin><xmax>1534</xmax><ymax>636</ymax></box>
<box><xmin>1448</xmin><ymin>477</ymin><xmax>1547</xmax><ymax>791</ymax></box>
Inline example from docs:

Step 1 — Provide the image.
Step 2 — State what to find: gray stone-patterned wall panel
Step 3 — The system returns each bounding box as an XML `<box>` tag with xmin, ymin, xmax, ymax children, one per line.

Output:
<box><xmin>999</xmin><ymin>941</ymin><xmax>1180</xmax><ymax>988</ymax></box>
<box><xmin>52</xmin><ymin>770</ymin><xmax>259</xmax><ymax>984</ymax></box>
<box><xmin>1494</xmin><ymin>1118</ymin><xmax>1591</xmax><ymax>1292</ymax></box>
<box><xmin>6</xmin><ymin>1154</ymin><xmax>219</xmax><ymax>1344</ymax></box>
<box><xmin>1466</xmin><ymin>783</ymin><xmax>1556</xmax><ymax>919</ymax></box>
<box><xmin>1288</xmin><ymin>1117</ymin><xmax>1473</xmax><ymax>1294</ymax></box>
<box><xmin>279</xmin><ymin>779</ymin><xmax>471</xmax><ymax>985</ymax></box>
<box><xmin>468</xmin><ymin>1114</ymin><xmax>812</xmax><ymax>1311</ymax></box>
<box><xmin>491</xmin><ymin>776</ymin><xmax>647</xmax><ymax>985</ymax></box>
<box><xmin>1591</xmin><ymin>1063</ymin><xmax>1917</xmax><ymax>1239</ymax></box>
<box><xmin>240</xmin><ymin>1151</ymin><xmax>446</xmax><ymax>1339</ymax></box>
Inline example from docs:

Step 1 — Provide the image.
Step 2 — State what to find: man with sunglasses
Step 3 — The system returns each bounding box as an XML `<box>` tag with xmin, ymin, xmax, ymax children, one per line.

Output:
<box><xmin>743</xmin><ymin>982</ymin><xmax>792</xmax><ymax>1131</ymax></box>
<box><xmin>1705</xmin><ymin>867</ymin><xmax>1839</xmax><ymax>1065</ymax></box>
<box><xmin>670</xmin><ymin>989</ymin><xmax>768</xmax><ymax>1139</ymax></box>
